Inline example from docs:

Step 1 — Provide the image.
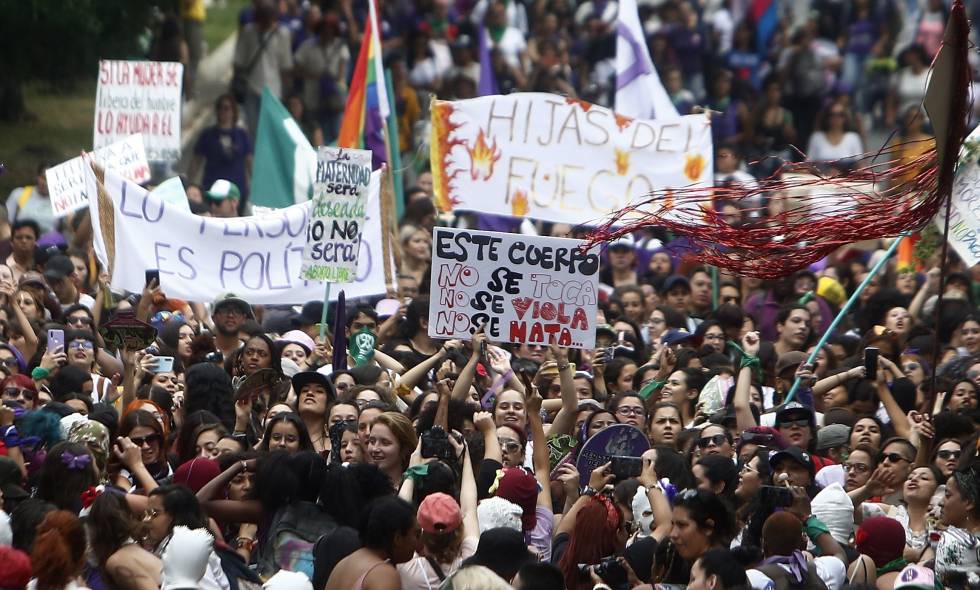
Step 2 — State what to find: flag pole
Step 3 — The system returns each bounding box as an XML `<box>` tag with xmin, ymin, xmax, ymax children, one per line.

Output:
<box><xmin>384</xmin><ymin>69</ymin><xmax>404</xmax><ymax>220</ymax></box>
<box><xmin>783</xmin><ymin>233</ymin><xmax>908</xmax><ymax>404</ymax></box>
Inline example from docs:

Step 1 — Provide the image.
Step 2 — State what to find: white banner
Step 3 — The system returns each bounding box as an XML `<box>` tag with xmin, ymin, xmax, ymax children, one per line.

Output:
<box><xmin>301</xmin><ymin>147</ymin><xmax>373</xmax><ymax>282</ymax></box>
<box><xmin>430</xmin><ymin>93</ymin><xmax>712</xmax><ymax>225</ymax></box>
<box><xmin>84</xmin><ymin>165</ymin><xmax>386</xmax><ymax>304</ymax></box>
<box><xmin>428</xmin><ymin>227</ymin><xmax>600</xmax><ymax>349</ymax></box>
<box><xmin>45</xmin><ymin>135</ymin><xmax>150</xmax><ymax>217</ymax></box>
<box><xmin>943</xmin><ymin>127</ymin><xmax>980</xmax><ymax>267</ymax></box>
<box><xmin>94</xmin><ymin>60</ymin><xmax>183</xmax><ymax>162</ymax></box>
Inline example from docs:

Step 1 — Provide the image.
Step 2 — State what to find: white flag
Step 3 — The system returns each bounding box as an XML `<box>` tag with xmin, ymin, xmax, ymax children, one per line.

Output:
<box><xmin>615</xmin><ymin>0</ymin><xmax>679</xmax><ymax>120</ymax></box>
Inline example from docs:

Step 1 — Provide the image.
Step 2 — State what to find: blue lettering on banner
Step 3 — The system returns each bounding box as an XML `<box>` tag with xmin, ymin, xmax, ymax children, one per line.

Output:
<box><xmin>119</xmin><ymin>183</ymin><xmax>164</xmax><ymax>222</ymax></box>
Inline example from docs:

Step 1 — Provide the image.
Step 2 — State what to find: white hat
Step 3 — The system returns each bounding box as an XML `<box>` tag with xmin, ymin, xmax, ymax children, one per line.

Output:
<box><xmin>263</xmin><ymin>570</ymin><xmax>314</xmax><ymax>590</ymax></box>
<box><xmin>811</xmin><ymin>483</ymin><xmax>854</xmax><ymax>544</ymax></box>
<box><xmin>276</xmin><ymin>330</ymin><xmax>316</xmax><ymax>355</ymax></box>
<box><xmin>477</xmin><ymin>497</ymin><xmax>523</xmax><ymax>533</ymax></box>
<box><xmin>161</xmin><ymin>526</ymin><xmax>214</xmax><ymax>590</ymax></box>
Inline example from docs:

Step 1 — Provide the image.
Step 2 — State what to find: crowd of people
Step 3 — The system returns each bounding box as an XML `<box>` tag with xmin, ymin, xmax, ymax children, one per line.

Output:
<box><xmin>5</xmin><ymin>0</ymin><xmax>980</xmax><ymax>590</ymax></box>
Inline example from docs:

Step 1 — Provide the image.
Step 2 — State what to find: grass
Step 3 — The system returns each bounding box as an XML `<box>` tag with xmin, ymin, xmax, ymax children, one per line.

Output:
<box><xmin>203</xmin><ymin>0</ymin><xmax>249</xmax><ymax>54</ymax></box>
<box><xmin>0</xmin><ymin>0</ymin><xmax>247</xmax><ymax>198</ymax></box>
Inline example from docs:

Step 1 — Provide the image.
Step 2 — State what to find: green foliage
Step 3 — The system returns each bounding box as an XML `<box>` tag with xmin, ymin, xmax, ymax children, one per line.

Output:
<box><xmin>0</xmin><ymin>0</ymin><xmax>158</xmax><ymax>87</ymax></box>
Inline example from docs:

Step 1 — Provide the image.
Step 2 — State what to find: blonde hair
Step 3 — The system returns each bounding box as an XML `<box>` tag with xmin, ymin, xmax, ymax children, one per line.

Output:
<box><xmin>448</xmin><ymin>565</ymin><xmax>512</xmax><ymax>589</ymax></box>
<box><xmin>371</xmin><ymin>411</ymin><xmax>417</xmax><ymax>469</ymax></box>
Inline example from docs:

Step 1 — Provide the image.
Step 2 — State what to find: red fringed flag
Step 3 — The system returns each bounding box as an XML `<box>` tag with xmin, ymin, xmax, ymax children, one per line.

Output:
<box><xmin>589</xmin><ymin>0</ymin><xmax>971</xmax><ymax>279</ymax></box>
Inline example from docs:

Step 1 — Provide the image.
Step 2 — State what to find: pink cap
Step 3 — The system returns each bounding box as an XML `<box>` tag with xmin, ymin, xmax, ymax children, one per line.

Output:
<box><xmin>417</xmin><ymin>492</ymin><xmax>462</xmax><ymax>534</ymax></box>
<box><xmin>276</xmin><ymin>330</ymin><xmax>316</xmax><ymax>354</ymax></box>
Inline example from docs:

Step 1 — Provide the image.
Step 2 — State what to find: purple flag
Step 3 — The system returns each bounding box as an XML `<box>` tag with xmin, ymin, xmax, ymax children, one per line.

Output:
<box><xmin>478</xmin><ymin>25</ymin><xmax>498</xmax><ymax>96</ymax></box>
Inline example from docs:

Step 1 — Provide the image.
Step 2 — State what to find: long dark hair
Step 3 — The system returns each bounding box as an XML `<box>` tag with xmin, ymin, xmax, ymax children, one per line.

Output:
<box><xmin>150</xmin><ymin>484</ymin><xmax>208</xmax><ymax>533</ymax></box>
<box><xmin>37</xmin><ymin>442</ymin><xmax>98</xmax><ymax>513</ymax></box>
<box><xmin>184</xmin><ymin>363</ymin><xmax>236</xmax><ymax>430</ymax></box>
<box><xmin>259</xmin><ymin>412</ymin><xmax>315</xmax><ymax>453</ymax></box>
<box><xmin>88</xmin><ymin>491</ymin><xmax>147</xmax><ymax>567</ymax></box>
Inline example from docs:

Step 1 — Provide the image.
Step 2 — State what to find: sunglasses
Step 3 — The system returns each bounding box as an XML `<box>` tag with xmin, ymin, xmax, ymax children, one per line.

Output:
<box><xmin>67</xmin><ymin>316</ymin><xmax>92</xmax><ymax>326</ymax></box>
<box><xmin>130</xmin><ymin>434</ymin><xmax>162</xmax><ymax>448</ymax></box>
<box><xmin>739</xmin><ymin>431</ymin><xmax>776</xmax><ymax>445</ymax></box>
<box><xmin>697</xmin><ymin>433</ymin><xmax>729</xmax><ymax>448</ymax></box>
<box><xmin>878</xmin><ymin>452</ymin><xmax>911</xmax><ymax>464</ymax></box>
<box><xmin>937</xmin><ymin>450</ymin><xmax>962</xmax><ymax>460</ymax></box>
<box><xmin>902</xmin><ymin>362</ymin><xmax>921</xmax><ymax>372</ymax></box>
<box><xmin>500</xmin><ymin>440</ymin><xmax>522</xmax><ymax>453</ymax></box>
<box><xmin>68</xmin><ymin>340</ymin><xmax>95</xmax><ymax>350</ymax></box>
<box><xmin>779</xmin><ymin>418</ymin><xmax>811</xmax><ymax>428</ymax></box>
<box><xmin>3</xmin><ymin>387</ymin><xmax>34</xmax><ymax>400</ymax></box>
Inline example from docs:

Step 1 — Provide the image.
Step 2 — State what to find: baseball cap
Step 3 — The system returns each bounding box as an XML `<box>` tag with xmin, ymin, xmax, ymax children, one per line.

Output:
<box><xmin>609</xmin><ymin>234</ymin><xmax>636</xmax><ymax>250</ymax></box>
<box><xmin>205</xmin><ymin>179</ymin><xmax>241</xmax><ymax>201</ymax></box>
<box><xmin>276</xmin><ymin>330</ymin><xmax>316</xmax><ymax>354</ymax></box>
<box><xmin>42</xmin><ymin>254</ymin><xmax>75</xmax><ymax>282</ymax></box>
<box><xmin>18</xmin><ymin>271</ymin><xmax>47</xmax><ymax>290</ymax></box>
<box><xmin>291</xmin><ymin>371</ymin><xmax>335</xmax><ymax>400</ymax></box>
<box><xmin>775</xmin><ymin>401</ymin><xmax>815</xmax><ymax>426</ymax></box>
<box><xmin>417</xmin><ymin>492</ymin><xmax>463</xmax><ymax>534</ymax></box>
<box><xmin>661</xmin><ymin>329</ymin><xmax>695</xmax><ymax>347</ymax></box>
<box><xmin>768</xmin><ymin>446</ymin><xmax>815</xmax><ymax>476</ymax></box>
<box><xmin>775</xmin><ymin>351</ymin><xmax>808</xmax><ymax>376</ymax></box>
<box><xmin>894</xmin><ymin>564</ymin><xmax>936</xmax><ymax>590</ymax></box>
<box><xmin>816</xmin><ymin>423</ymin><xmax>851</xmax><ymax>450</ymax></box>
<box><xmin>595</xmin><ymin>324</ymin><xmax>616</xmax><ymax>340</ymax></box>
<box><xmin>660</xmin><ymin>275</ymin><xmax>691</xmax><ymax>294</ymax></box>
<box><xmin>212</xmin><ymin>292</ymin><xmax>254</xmax><ymax>318</ymax></box>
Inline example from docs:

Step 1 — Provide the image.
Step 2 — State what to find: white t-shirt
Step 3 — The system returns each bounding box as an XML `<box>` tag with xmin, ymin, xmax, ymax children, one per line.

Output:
<box><xmin>491</xmin><ymin>28</ymin><xmax>527</xmax><ymax>71</ymax></box>
<box><xmin>748</xmin><ymin>556</ymin><xmax>846</xmax><ymax>590</ymax></box>
<box><xmin>806</xmin><ymin>131</ymin><xmax>864</xmax><ymax>162</ymax></box>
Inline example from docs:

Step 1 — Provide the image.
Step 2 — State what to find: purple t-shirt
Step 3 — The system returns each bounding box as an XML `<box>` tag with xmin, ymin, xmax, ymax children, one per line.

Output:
<box><xmin>193</xmin><ymin>126</ymin><xmax>253</xmax><ymax>200</ymax></box>
<box><xmin>527</xmin><ymin>505</ymin><xmax>555</xmax><ymax>562</ymax></box>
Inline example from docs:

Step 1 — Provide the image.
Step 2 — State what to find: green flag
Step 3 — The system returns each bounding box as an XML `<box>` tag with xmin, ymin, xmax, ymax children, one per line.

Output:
<box><xmin>251</xmin><ymin>87</ymin><xmax>317</xmax><ymax>208</ymax></box>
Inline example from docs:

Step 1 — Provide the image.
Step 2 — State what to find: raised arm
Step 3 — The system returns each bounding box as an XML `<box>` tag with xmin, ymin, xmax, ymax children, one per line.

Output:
<box><xmin>813</xmin><ymin>366</ymin><xmax>864</xmax><ymax>396</ymax></box>
<box><xmin>526</xmin><ymin>389</ymin><xmax>552</xmax><ymax>509</ymax></box>
<box><xmin>460</xmin><ymin>440</ymin><xmax>478</xmax><ymax>538</ymax></box>
<box><xmin>197</xmin><ymin>459</ymin><xmax>263</xmax><ymax>524</ymax></box>
<box><xmin>555</xmin><ymin>462</ymin><xmax>614</xmax><ymax>537</ymax></box>
<box><xmin>474</xmin><ymin>411</ymin><xmax>502</xmax><ymax>464</ymax></box>
<box><xmin>734</xmin><ymin>332</ymin><xmax>761</xmax><ymax>430</ymax></box>
<box><xmin>875</xmin><ymin>359</ymin><xmax>911</xmax><ymax>439</ymax></box>
<box><xmin>548</xmin><ymin>345</ymin><xmax>579</xmax><ymax>437</ymax></box>
<box><xmin>638</xmin><ymin>453</ymin><xmax>673</xmax><ymax>542</ymax></box>
<box><xmin>452</xmin><ymin>331</ymin><xmax>484</xmax><ymax>402</ymax></box>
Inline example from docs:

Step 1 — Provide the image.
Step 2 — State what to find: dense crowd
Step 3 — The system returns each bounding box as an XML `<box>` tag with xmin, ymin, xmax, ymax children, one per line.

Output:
<box><xmin>4</xmin><ymin>0</ymin><xmax>980</xmax><ymax>590</ymax></box>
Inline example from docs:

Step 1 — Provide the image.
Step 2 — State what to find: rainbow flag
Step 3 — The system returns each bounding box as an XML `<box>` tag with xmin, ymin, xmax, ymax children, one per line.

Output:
<box><xmin>338</xmin><ymin>0</ymin><xmax>390</xmax><ymax>169</ymax></box>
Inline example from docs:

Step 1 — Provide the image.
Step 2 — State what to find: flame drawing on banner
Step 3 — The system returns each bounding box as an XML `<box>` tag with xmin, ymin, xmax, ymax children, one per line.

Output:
<box><xmin>511</xmin><ymin>189</ymin><xmax>529</xmax><ymax>216</ymax></box>
<box><xmin>466</xmin><ymin>129</ymin><xmax>501</xmax><ymax>181</ymax></box>
<box><xmin>614</xmin><ymin>112</ymin><xmax>633</xmax><ymax>131</ymax></box>
<box><xmin>614</xmin><ymin>149</ymin><xmax>630</xmax><ymax>175</ymax></box>
<box><xmin>684</xmin><ymin>153</ymin><xmax>706</xmax><ymax>182</ymax></box>
<box><xmin>430</xmin><ymin>100</ymin><xmax>465</xmax><ymax>211</ymax></box>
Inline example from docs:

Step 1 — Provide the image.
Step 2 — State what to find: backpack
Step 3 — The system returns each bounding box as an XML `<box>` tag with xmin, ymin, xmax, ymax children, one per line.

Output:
<box><xmin>756</xmin><ymin>562</ymin><xmax>829</xmax><ymax>590</ymax></box>
<box><xmin>257</xmin><ymin>501</ymin><xmax>338</xmax><ymax>579</ymax></box>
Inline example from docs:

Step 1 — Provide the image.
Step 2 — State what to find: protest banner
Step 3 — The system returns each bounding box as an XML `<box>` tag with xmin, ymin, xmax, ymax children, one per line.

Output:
<box><xmin>430</xmin><ymin>93</ymin><xmax>712</xmax><ymax>225</ymax></box>
<box><xmin>428</xmin><ymin>227</ymin><xmax>600</xmax><ymax>349</ymax></box>
<box><xmin>94</xmin><ymin>60</ymin><xmax>183</xmax><ymax>162</ymax></box>
<box><xmin>84</xmin><ymin>165</ymin><xmax>386</xmax><ymax>305</ymax></box>
<box><xmin>942</xmin><ymin>126</ymin><xmax>980</xmax><ymax>267</ymax></box>
<box><xmin>301</xmin><ymin>147</ymin><xmax>373</xmax><ymax>282</ymax></box>
<box><xmin>45</xmin><ymin>135</ymin><xmax>150</xmax><ymax>217</ymax></box>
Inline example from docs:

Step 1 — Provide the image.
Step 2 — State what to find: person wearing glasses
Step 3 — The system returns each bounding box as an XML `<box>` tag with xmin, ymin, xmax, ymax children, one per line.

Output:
<box><xmin>848</xmin><ymin>438</ymin><xmax>916</xmax><ymax>508</ymax></box>
<box><xmin>63</xmin><ymin>330</ymin><xmax>115</xmax><ymax>405</ymax></box>
<box><xmin>88</xmin><ymin>491</ymin><xmax>163</xmax><ymax>590</ymax></box>
<box><xmin>694</xmin><ymin>424</ymin><xmax>734</xmax><ymax>460</ymax></box>
<box><xmin>933</xmin><ymin>438</ymin><xmax>963</xmax><ymax>479</ymax></box>
<box><xmin>210</xmin><ymin>293</ymin><xmax>253</xmax><ymax>361</ymax></box>
<box><xmin>1</xmin><ymin>373</ymin><xmax>37</xmax><ymax>410</ymax></box>
<box><xmin>608</xmin><ymin>393</ymin><xmax>647</xmax><ymax>432</ymax></box>
<box><xmin>113</xmin><ymin>409</ymin><xmax>172</xmax><ymax>491</ymax></box>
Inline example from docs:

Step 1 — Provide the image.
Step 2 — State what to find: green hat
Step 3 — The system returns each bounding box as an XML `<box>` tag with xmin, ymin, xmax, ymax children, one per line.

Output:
<box><xmin>205</xmin><ymin>179</ymin><xmax>241</xmax><ymax>201</ymax></box>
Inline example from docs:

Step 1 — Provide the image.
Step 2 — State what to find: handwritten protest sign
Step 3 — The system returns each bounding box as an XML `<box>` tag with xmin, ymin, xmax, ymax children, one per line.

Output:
<box><xmin>301</xmin><ymin>147</ymin><xmax>372</xmax><ymax>282</ymax></box>
<box><xmin>45</xmin><ymin>135</ymin><xmax>150</xmax><ymax>217</ymax></box>
<box><xmin>94</xmin><ymin>60</ymin><xmax>183</xmax><ymax>162</ymax></box>
<box><xmin>943</xmin><ymin>126</ymin><xmax>980</xmax><ymax>267</ymax></box>
<box><xmin>84</xmin><ymin>165</ymin><xmax>387</xmax><ymax>305</ymax></box>
<box><xmin>428</xmin><ymin>228</ymin><xmax>600</xmax><ymax>349</ymax></box>
<box><xmin>430</xmin><ymin>93</ymin><xmax>712</xmax><ymax>225</ymax></box>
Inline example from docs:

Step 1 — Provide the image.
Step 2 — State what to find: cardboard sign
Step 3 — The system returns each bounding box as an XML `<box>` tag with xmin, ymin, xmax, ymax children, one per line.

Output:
<box><xmin>301</xmin><ymin>147</ymin><xmax>372</xmax><ymax>282</ymax></box>
<box><xmin>428</xmin><ymin>227</ymin><xmax>600</xmax><ymax>349</ymax></box>
<box><xmin>575</xmin><ymin>424</ymin><xmax>649</xmax><ymax>487</ymax></box>
<box><xmin>85</xmin><ymin>166</ymin><xmax>387</xmax><ymax>305</ymax></box>
<box><xmin>94</xmin><ymin>60</ymin><xmax>183</xmax><ymax>162</ymax></box>
<box><xmin>430</xmin><ymin>93</ymin><xmax>712</xmax><ymax>225</ymax></box>
<box><xmin>943</xmin><ymin>125</ymin><xmax>980</xmax><ymax>267</ymax></box>
<box><xmin>45</xmin><ymin>135</ymin><xmax>150</xmax><ymax>217</ymax></box>
<box><xmin>98</xmin><ymin>311</ymin><xmax>157</xmax><ymax>350</ymax></box>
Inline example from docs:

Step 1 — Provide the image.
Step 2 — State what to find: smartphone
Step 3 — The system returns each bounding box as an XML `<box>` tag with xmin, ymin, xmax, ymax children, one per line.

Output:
<box><xmin>145</xmin><ymin>269</ymin><xmax>160</xmax><ymax>287</ymax></box>
<box><xmin>153</xmin><ymin>356</ymin><xmax>175</xmax><ymax>374</ymax></box>
<box><xmin>47</xmin><ymin>329</ymin><xmax>64</xmax><ymax>354</ymax></box>
<box><xmin>610</xmin><ymin>455</ymin><xmax>643</xmax><ymax>480</ymax></box>
<box><xmin>864</xmin><ymin>347</ymin><xmax>879</xmax><ymax>378</ymax></box>
<box><xmin>761</xmin><ymin>485</ymin><xmax>794</xmax><ymax>507</ymax></box>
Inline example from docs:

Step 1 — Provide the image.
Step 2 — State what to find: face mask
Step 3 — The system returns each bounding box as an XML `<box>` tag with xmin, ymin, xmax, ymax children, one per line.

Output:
<box><xmin>632</xmin><ymin>487</ymin><xmax>655</xmax><ymax>536</ymax></box>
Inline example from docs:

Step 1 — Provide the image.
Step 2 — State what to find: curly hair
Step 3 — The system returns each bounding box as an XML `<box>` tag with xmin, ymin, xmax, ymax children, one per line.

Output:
<box><xmin>183</xmin><ymin>363</ymin><xmax>236</xmax><ymax>431</ymax></box>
